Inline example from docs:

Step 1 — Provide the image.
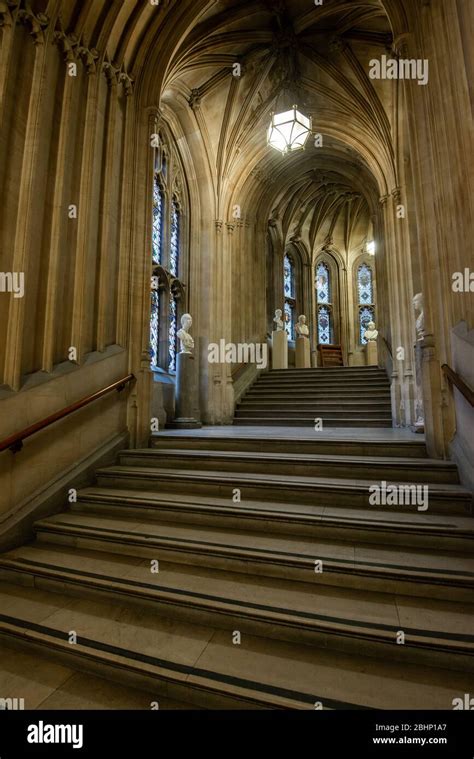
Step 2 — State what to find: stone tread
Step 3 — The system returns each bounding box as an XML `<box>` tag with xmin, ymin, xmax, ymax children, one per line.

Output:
<box><xmin>0</xmin><ymin>580</ymin><xmax>471</xmax><ymax>709</ymax></box>
<box><xmin>32</xmin><ymin>511</ymin><xmax>474</xmax><ymax>587</ymax></box>
<box><xmin>1</xmin><ymin>545</ymin><xmax>473</xmax><ymax>667</ymax></box>
<box><xmin>74</xmin><ymin>486</ymin><xmax>474</xmax><ymax>539</ymax></box>
<box><xmin>121</xmin><ymin>448</ymin><xmax>457</xmax><ymax>473</ymax></box>
<box><xmin>95</xmin><ymin>464</ymin><xmax>471</xmax><ymax>503</ymax></box>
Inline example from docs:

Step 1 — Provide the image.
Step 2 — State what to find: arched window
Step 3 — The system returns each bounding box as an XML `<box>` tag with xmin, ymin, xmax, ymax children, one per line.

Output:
<box><xmin>357</xmin><ymin>263</ymin><xmax>373</xmax><ymax>304</ymax></box>
<box><xmin>318</xmin><ymin>306</ymin><xmax>331</xmax><ymax>345</ymax></box>
<box><xmin>283</xmin><ymin>253</ymin><xmax>295</xmax><ymax>340</ymax></box>
<box><xmin>316</xmin><ymin>261</ymin><xmax>330</xmax><ymax>304</ymax></box>
<box><xmin>168</xmin><ymin>294</ymin><xmax>178</xmax><ymax>372</ymax></box>
<box><xmin>357</xmin><ymin>263</ymin><xmax>375</xmax><ymax>344</ymax></box>
<box><xmin>149</xmin><ymin>173</ymin><xmax>164</xmax><ymax>367</ymax></box>
<box><xmin>152</xmin><ymin>178</ymin><xmax>164</xmax><ymax>265</ymax></box>
<box><xmin>149</xmin><ymin>132</ymin><xmax>187</xmax><ymax>374</ymax></box>
<box><xmin>316</xmin><ymin>261</ymin><xmax>333</xmax><ymax>344</ymax></box>
<box><xmin>170</xmin><ymin>196</ymin><xmax>180</xmax><ymax>277</ymax></box>
<box><xmin>168</xmin><ymin>196</ymin><xmax>182</xmax><ymax>371</ymax></box>
<box><xmin>150</xmin><ymin>288</ymin><xmax>160</xmax><ymax>369</ymax></box>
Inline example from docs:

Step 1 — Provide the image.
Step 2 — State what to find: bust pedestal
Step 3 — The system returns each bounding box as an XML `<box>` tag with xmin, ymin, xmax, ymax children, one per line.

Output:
<box><xmin>295</xmin><ymin>336</ymin><xmax>311</xmax><ymax>368</ymax></box>
<box><xmin>412</xmin><ymin>341</ymin><xmax>425</xmax><ymax>433</ymax></box>
<box><xmin>365</xmin><ymin>341</ymin><xmax>378</xmax><ymax>366</ymax></box>
<box><xmin>167</xmin><ymin>352</ymin><xmax>202</xmax><ymax>429</ymax></box>
<box><xmin>272</xmin><ymin>330</ymin><xmax>288</xmax><ymax>369</ymax></box>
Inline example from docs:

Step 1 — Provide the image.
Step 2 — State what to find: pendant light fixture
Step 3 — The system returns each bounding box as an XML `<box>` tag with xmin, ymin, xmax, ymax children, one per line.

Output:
<box><xmin>267</xmin><ymin>104</ymin><xmax>312</xmax><ymax>154</ymax></box>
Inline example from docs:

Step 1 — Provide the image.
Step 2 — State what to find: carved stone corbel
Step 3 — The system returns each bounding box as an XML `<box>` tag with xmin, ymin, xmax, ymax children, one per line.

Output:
<box><xmin>77</xmin><ymin>42</ymin><xmax>100</xmax><ymax>74</ymax></box>
<box><xmin>0</xmin><ymin>0</ymin><xmax>18</xmax><ymax>28</ymax></box>
<box><xmin>188</xmin><ymin>88</ymin><xmax>202</xmax><ymax>111</ymax></box>
<box><xmin>17</xmin><ymin>1</ymin><xmax>49</xmax><ymax>44</ymax></box>
<box><xmin>391</xmin><ymin>186</ymin><xmax>402</xmax><ymax>204</ymax></box>
<box><xmin>53</xmin><ymin>27</ymin><xmax>79</xmax><ymax>62</ymax></box>
<box><xmin>119</xmin><ymin>69</ymin><xmax>134</xmax><ymax>96</ymax></box>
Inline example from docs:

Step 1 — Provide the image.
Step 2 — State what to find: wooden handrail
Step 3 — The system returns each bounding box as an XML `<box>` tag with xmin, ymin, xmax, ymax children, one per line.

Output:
<box><xmin>0</xmin><ymin>374</ymin><xmax>135</xmax><ymax>454</ymax></box>
<box><xmin>442</xmin><ymin>364</ymin><xmax>474</xmax><ymax>407</ymax></box>
<box><xmin>380</xmin><ymin>335</ymin><xmax>393</xmax><ymax>358</ymax></box>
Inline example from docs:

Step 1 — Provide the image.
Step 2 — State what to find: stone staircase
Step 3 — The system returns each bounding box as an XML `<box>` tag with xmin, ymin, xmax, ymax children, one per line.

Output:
<box><xmin>0</xmin><ymin>430</ymin><xmax>473</xmax><ymax>709</ymax></box>
<box><xmin>234</xmin><ymin>366</ymin><xmax>392</xmax><ymax>426</ymax></box>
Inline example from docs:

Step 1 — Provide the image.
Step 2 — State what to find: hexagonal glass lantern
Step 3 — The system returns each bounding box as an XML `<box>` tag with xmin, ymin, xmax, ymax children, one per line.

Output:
<box><xmin>267</xmin><ymin>106</ymin><xmax>312</xmax><ymax>154</ymax></box>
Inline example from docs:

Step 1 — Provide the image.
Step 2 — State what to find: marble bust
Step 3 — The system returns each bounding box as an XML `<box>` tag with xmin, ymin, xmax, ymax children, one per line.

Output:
<box><xmin>413</xmin><ymin>292</ymin><xmax>425</xmax><ymax>340</ymax></box>
<box><xmin>177</xmin><ymin>313</ymin><xmax>194</xmax><ymax>353</ymax></box>
<box><xmin>364</xmin><ymin>321</ymin><xmax>378</xmax><ymax>342</ymax></box>
<box><xmin>296</xmin><ymin>314</ymin><xmax>309</xmax><ymax>337</ymax></box>
<box><xmin>273</xmin><ymin>309</ymin><xmax>284</xmax><ymax>332</ymax></box>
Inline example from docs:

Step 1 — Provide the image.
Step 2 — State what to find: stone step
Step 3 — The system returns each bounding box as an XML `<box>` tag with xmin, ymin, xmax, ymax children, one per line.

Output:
<box><xmin>2</xmin><ymin>545</ymin><xmax>473</xmax><ymax>672</ymax></box>
<box><xmin>254</xmin><ymin>379</ymin><xmax>390</xmax><ymax>388</ymax></box>
<box><xmin>0</xmin><ymin>641</ymin><xmax>193</xmax><ymax>709</ymax></box>
<box><xmin>150</xmin><ymin>432</ymin><xmax>428</xmax><ymax>458</ymax></box>
<box><xmin>0</xmin><ymin>581</ymin><xmax>469</xmax><ymax>709</ymax></box>
<box><xmin>95</xmin><ymin>465</ymin><xmax>470</xmax><ymax>514</ymax></box>
<box><xmin>264</xmin><ymin>368</ymin><xmax>387</xmax><ymax>376</ymax></box>
<box><xmin>119</xmin><ymin>449</ymin><xmax>459</xmax><ymax>484</ymax></box>
<box><xmin>237</xmin><ymin>400</ymin><xmax>392</xmax><ymax>408</ymax></box>
<box><xmin>73</xmin><ymin>486</ymin><xmax>474</xmax><ymax>551</ymax></box>
<box><xmin>244</xmin><ymin>391</ymin><xmax>391</xmax><ymax>399</ymax></box>
<box><xmin>235</xmin><ymin>407</ymin><xmax>392</xmax><ymax>417</ymax></box>
<box><xmin>32</xmin><ymin>512</ymin><xmax>474</xmax><ymax>601</ymax></box>
<box><xmin>233</xmin><ymin>417</ymin><xmax>394</xmax><ymax>427</ymax></box>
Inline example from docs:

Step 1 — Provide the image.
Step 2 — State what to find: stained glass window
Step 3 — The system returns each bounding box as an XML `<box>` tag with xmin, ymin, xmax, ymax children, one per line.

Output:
<box><xmin>149</xmin><ymin>289</ymin><xmax>160</xmax><ymax>367</ymax></box>
<box><xmin>318</xmin><ymin>305</ymin><xmax>332</xmax><ymax>345</ymax></box>
<box><xmin>357</xmin><ymin>263</ymin><xmax>373</xmax><ymax>304</ymax></box>
<box><xmin>359</xmin><ymin>306</ymin><xmax>375</xmax><ymax>345</ymax></box>
<box><xmin>149</xmin><ymin>141</ymin><xmax>186</xmax><ymax>374</ymax></box>
<box><xmin>316</xmin><ymin>262</ymin><xmax>330</xmax><ymax>304</ymax></box>
<box><xmin>170</xmin><ymin>197</ymin><xmax>180</xmax><ymax>276</ymax></box>
<box><xmin>283</xmin><ymin>253</ymin><xmax>296</xmax><ymax>340</ymax></box>
<box><xmin>152</xmin><ymin>179</ymin><xmax>164</xmax><ymax>265</ymax></box>
<box><xmin>284</xmin><ymin>301</ymin><xmax>294</xmax><ymax>340</ymax></box>
<box><xmin>168</xmin><ymin>295</ymin><xmax>178</xmax><ymax>372</ymax></box>
<box><xmin>284</xmin><ymin>254</ymin><xmax>294</xmax><ymax>298</ymax></box>
<box><xmin>357</xmin><ymin>263</ymin><xmax>375</xmax><ymax>344</ymax></box>
<box><xmin>150</xmin><ymin>176</ymin><xmax>163</xmax><ymax>369</ymax></box>
<box><xmin>316</xmin><ymin>261</ymin><xmax>333</xmax><ymax>344</ymax></box>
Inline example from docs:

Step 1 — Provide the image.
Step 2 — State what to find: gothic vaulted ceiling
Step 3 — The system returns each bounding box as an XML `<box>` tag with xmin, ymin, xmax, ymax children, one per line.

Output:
<box><xmin>45</xmin><ymin>0</ymin><xmax>403</xmax><ymax>256</ymax></box>
<box><xmin>159</xmin><ymin>0</ymin><xmax>396</xmax><ymax>257</ymax></box>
